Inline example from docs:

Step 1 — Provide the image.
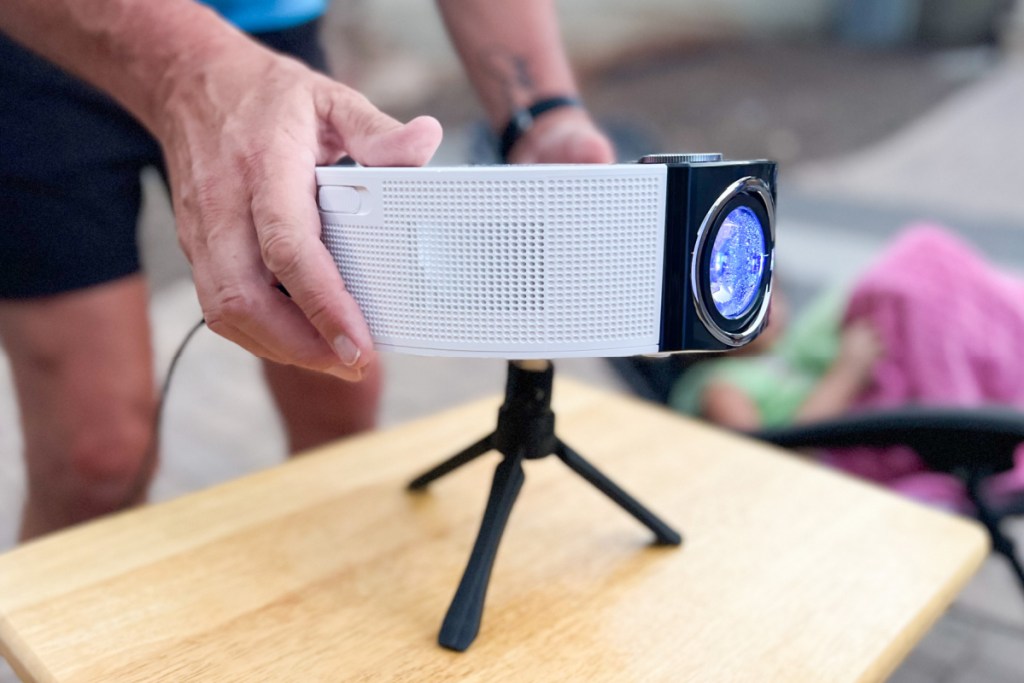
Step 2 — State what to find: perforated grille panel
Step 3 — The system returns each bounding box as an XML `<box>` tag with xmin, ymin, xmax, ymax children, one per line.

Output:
<box><xmin>319</xmin><ymin>167</ymin><xmax>665</xmax><ymax>355</ymax></box>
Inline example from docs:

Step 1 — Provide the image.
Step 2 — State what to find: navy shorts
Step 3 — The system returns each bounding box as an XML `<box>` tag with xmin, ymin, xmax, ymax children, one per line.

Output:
<box><xmin>0</xmin><ymin>20</ymin><xmax>328</xmax><ymax>298</ymax></box>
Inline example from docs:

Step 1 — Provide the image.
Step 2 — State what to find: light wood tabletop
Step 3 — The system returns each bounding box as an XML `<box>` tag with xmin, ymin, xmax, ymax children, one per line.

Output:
<box><xmin>0</xmin><ymin>379</ymin><xmax>988</xmax><ymax>683</ymax></box>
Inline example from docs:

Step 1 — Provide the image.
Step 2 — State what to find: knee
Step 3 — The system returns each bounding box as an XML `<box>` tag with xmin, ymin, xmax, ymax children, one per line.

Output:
<box><xmin>68</xmin><ymin>413</ymin><xmax>154</xmax><ymax>490</ymax></box>
<box><xmin>33</xmin><ymin>401</ymin><xmax>157</xmax><ymax>521</ymax></box>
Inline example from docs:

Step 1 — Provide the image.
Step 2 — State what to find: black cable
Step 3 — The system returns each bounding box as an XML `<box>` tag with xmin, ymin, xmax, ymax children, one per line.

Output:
<box><xmin>119</xmin><ymin>317</ymin><xmax>206</xmax><ymax>509</ymax></box>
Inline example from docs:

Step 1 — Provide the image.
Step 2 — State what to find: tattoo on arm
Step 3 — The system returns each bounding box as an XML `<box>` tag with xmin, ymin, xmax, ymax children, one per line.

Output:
<box><xmin>482</xmin><ymin>47</ymin><xmax>537</xmax><ymax>113</ymax></box>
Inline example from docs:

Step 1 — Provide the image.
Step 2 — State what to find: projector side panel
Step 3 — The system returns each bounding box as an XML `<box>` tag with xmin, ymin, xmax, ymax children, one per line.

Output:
<box><xmin>659</xmin><ymin>164</ymin><xmax>693</xmax><ymax>352</ymax></box>
<box><xmin>661</xmin><ymin>160</ymin><xmax>778</xmax><ymax>353</ymax></box>
<box><xmin>316</xmin><ymin>165</ymin><xmax>667</xmax><ymax>358</ymax></box>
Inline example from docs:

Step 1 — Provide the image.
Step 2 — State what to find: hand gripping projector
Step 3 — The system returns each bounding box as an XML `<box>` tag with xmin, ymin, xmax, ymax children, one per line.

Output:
<box><xmin>316</xmin><ymin>153</ymin><xmax>776</xmax><ymax>358</ymax></box>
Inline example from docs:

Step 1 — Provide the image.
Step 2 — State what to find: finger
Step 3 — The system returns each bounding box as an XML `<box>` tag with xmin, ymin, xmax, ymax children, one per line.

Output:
<box><xmin>194</xmin><ymin>278</ymin><xmax>284</xmax><ymax>364</ymax></box>
<box><xmin>319</xmin><ymin>86</ymin><xmax>443</xmax><ymax>167</ymax></box>
<box><xmin>213</xmin><ymin>301</ymin><xmax>362</xmax><ymax>382</ymax></box>
<box><xmin>350</xmin><ymin>114</ymin><xmax>444</xmax><ymax>167</ymax></box>
<box><xmin>197</xmin><ymin>268</ymin><xmax>343</xmax><ymax>370</ymax></box>
<box><xmin>249</xmin><ymin>148</ymin><xmax>375</xmax><ymax>371</ymax></box>
<box><xmin>233</xmin><ymin>302</ymin><xmax>364</xmax><ymax>382</ymax></box>
<box><xmin>232</xmin><ymin>293</ymin><xmax>364</xmax><ymax>381</ymax></box>
<box><xmin>219</xmin><ymin>324</ymin><xmax>286</xmax><ymax>365</ymax></box>
<box><xmin>191</xmin><ymin>213</ymin><xmax>361</xmax><ymax>374</ymax></box>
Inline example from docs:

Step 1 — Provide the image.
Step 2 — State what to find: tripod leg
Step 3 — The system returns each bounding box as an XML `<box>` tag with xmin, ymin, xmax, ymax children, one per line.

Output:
<box><xmin>556</xmin><ymin>441</ymin><xmax>682</xmax><ymax>546</ymax></box>
<box><xmin>408</xmin><ymin>434</ymin><xmax>494</xmax><ymax>490</ymax></box>
<box><xmin>438</xmin><ymin>455</ymin><xmax>525</xmax><ymax>651</ymax></box>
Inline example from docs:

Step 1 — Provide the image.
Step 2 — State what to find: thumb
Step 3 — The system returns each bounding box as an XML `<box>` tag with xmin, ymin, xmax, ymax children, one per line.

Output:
<box><xmin>321</xmin><ymin>87</ymin><xmax>443</xmax><ymax>167</ymax></box>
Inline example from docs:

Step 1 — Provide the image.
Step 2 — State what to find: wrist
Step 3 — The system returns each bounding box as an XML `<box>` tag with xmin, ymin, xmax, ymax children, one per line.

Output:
<box><xmin>154</xmin><ymin>32</ymin><xmax>287</xmax><ymax>142</ymax></box>
<box><xmin>504</xmin><ymin>106</ymin><xmax>615</xmax><ymax>165</ymax></box>
<box><xmin>137</xmin><ymin>7</ymin><xmax>253</xmax><ymax>136</ymax></box>
<box><xmin>498</xmin><ymin>95</ymin><xmax>582</xmax><ymax>162</ymax></box>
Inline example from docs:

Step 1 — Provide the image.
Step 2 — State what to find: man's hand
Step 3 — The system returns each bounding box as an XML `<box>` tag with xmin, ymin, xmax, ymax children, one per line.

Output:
<box><xmin>0</xmin><ymin>0</ymin><xmax>441</xmax><ymax>380</ymax></box>
<box><xmin>158</xmin><ymin>44</ymin><xmax>442</xmax><ymax>380</ymax></box>
<box><xmin>505</xmin><ymin>107</ymin><xmax>615</xmax><ymax>165</ymax></box>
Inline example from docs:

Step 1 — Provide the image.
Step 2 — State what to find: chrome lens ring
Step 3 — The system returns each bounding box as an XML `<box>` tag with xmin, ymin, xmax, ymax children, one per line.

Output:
<box><xmin>690</xmin><ymin>176</ymin><xmax>775</xmax><ymax>347</ymax></box>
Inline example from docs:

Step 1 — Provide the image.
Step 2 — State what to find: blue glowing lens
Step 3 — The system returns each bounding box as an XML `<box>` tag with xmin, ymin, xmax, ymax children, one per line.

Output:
<box><xmin>709</xmin><ymin>206</ymin><xmax>766</xmax><ymax>320</ymax></box>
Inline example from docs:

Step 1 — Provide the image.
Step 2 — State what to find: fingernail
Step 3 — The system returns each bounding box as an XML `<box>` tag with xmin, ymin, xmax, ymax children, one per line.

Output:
<box><xmin>333</xmin><ymin>335</ymin><xmax>362</xmax><ymax>367</ymax></box>
<box><xmin>327</xmin><ymin>366</ymin><xmax>362</xmax><ymax>382</ymax></box>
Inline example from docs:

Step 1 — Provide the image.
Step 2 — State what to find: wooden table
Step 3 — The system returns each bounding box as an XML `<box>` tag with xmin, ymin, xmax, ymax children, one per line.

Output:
<box><xmin>0</xmin><ymin>380</ymin><xmax>987</xmax><ymax>682</ymax></box>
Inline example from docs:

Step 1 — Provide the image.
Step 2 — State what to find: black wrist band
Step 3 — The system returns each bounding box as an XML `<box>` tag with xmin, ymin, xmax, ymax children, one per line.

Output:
<box><xmin>498</xmin><ymin>95</ymin><xmax>583</xmax><ymax>162</ymax></box>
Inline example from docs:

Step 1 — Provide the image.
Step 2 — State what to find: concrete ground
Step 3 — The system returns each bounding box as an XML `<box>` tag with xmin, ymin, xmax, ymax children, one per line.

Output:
<box><xmin>2</xmin><ymin>34</ymin><xmax>1024</xmax><ymax>683</ymax></box>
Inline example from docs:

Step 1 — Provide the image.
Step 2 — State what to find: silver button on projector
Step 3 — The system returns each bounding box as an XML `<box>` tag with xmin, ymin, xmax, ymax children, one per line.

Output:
<box><xmin>637</xmin><ymin>153</ymin><xmax>723</xmax><ymax>164</ymax></box>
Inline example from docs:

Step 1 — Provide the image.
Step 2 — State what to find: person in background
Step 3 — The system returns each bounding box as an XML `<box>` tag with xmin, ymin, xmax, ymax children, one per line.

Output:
<box><xmin>671</xmin><ymin>285</ymin><xmax>884</xmax><ymax>432</ymax></box>
<box><xmin>0</xmin><ymin>0</ymin><xmax>614</xmax><ymax>540</ymax></box>
<box><xmin>670</xmin><ymin>225</ymin><xmax>1024</xmax><ymax>510</ymax></box>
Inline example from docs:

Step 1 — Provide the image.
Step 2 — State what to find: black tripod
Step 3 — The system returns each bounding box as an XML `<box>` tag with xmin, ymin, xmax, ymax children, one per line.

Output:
<box><xmin>408</xmin><ymin>360</ymin><xmax>683</xmax><ymax>651</ymax></box>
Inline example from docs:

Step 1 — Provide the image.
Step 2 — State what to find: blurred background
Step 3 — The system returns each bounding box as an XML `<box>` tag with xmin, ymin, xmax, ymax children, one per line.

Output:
<box><xmin>2</xmin><ymin>1</ymin><xmax>1023</xmax><ymax>681</ymax></box>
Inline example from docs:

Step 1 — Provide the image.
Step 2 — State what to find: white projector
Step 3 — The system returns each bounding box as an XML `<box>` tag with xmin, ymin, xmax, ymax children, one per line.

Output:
<box><xmin>316</xmin><ymin>153</ymin><xmax>776</xmax><ymax>359</ymax></box>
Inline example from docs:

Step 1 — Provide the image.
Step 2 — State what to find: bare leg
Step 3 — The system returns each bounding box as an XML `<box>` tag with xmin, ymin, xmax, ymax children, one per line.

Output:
<box><xmin>262</xmin><ymin>357</ymin><xmax>382</xmax><ymax>455</ymax></box>
<box><xmin>0</xmin><ymin>276</ymin><xmax>156</xmax><ymax>541</ymax></box>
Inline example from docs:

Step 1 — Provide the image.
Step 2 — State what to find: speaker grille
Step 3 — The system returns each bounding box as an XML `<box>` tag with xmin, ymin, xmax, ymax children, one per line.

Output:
<box><xmin>321</xmin><ymin>172</ymin><xmax>663</xmax><ymax>351</ymax></box>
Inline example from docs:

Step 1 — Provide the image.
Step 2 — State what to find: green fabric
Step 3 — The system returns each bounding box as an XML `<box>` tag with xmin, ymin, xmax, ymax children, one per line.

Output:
<box><xmin>669</xmin><ymin>287</ymin><xmax>846</xmax><ymax>427</ymax></box>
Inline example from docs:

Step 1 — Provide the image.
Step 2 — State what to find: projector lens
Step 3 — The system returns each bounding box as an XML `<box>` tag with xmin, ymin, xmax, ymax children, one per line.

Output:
<box><xmin>709</xmin><ymin>206</ymin><xmax>766</xmax><ymax>320</ymax></box>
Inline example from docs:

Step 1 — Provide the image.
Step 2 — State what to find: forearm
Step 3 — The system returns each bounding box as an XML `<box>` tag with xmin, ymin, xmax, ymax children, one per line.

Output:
<box><xmin>436</xmin><ymin>0</ymin><xmax>580</xmax><ymax>129</ymax></box>
<box><xmin>700</xmin><ymin>381</ymin><xmax>763</xmax><ymax>431</ymax></box>
<box><xmin>0</xmin><ymin>0</ymin><xmax>247</xmax><ymax>134</ymax></box>
<box><xmin>793</xmin><ymin>363</ymin><xmax>868</xmax><ymax>424</ymax></box>
<box><xmin>795</xmin><ymin>319</ymin><xmax>882</xmax><ymax>424</ymax></box>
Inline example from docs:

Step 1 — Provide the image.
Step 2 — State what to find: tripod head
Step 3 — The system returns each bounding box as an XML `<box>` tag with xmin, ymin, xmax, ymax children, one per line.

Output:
<box><xmin>496</xmin><ymin>361</ymin><xmax>556</xmax><ymax>460</ymax></box>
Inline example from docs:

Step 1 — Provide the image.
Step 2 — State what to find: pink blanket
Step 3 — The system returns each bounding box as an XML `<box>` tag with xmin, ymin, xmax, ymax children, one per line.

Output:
<box><xmin>824</xmin><ymin>225</ymin><xmax>1024</xmax><ymax>510</ymax></box>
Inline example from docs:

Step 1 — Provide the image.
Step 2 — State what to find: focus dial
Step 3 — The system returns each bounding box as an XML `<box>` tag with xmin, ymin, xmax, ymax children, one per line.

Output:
<box><xmin>637</xmin><ymin>153</ymin><xmax>723</xmax><ymax>164</ymax></box>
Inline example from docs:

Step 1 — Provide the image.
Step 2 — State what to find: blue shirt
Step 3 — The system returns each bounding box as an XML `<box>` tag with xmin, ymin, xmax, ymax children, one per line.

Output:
<box><xmin>200</xmin><ymin>0</ymin><xmax>328</xmax><ymax>33</ymax></box>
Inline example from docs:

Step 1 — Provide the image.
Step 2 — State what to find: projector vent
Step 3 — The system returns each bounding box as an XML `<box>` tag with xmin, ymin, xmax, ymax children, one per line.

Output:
<box><xmin>321</xmin><ymin>173</ymin><xmax>663</xmax><ymax>350</ymax></box>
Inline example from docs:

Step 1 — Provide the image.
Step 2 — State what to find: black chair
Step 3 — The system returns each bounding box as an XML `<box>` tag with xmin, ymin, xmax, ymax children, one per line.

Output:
<box><xmin>608</xmin><ymin>357</ymin><xmax>1024</xmax><ymax>594</ymax></box>
<box><xmin>753</xmin><ymin>406</ymin><xmax>1024</xmax><ymax>593</ymax></box>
